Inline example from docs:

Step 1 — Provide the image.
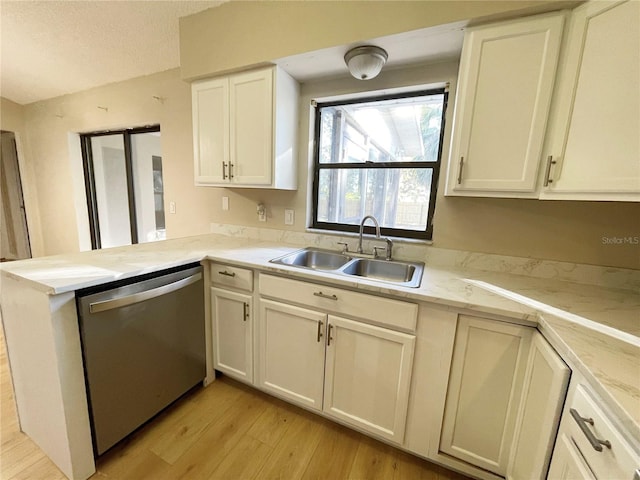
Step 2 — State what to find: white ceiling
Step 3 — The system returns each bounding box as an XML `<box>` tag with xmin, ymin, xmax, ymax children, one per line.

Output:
<box><xmin>0</xmin><ymin>0</ymin><xmax>224</xmax><ymax>105</ymax></box>
<box><xmin>0</xmin><ymin>1</ymin><xmax>465</xmax><ymax>106</ymax></box>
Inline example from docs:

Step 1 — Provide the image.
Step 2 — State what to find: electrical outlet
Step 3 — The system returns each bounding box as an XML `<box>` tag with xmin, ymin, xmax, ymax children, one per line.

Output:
<box><xmin>257</xmin><ymin>203</ymin><xmax>266</xmax><ymax>222</ymax></box>
<box><xmin>284</xmin><ymin>209</ymin><xmax>294</xmax><ymax>225</ymax></box>
<box><xmin>222</xmin><ymin>196</ymin><xmax>229</xmax><ymax>211</ymax></box>
<box><xmin>169</xmin><ymin>201</ymin><xmax>176</xmax><ymax>214</ymax></box>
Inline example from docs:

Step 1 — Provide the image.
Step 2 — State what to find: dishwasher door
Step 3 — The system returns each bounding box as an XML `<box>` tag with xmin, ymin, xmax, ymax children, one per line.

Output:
<box><xmin>77</xmin><ymin>264</ymin><xmax>205</xmax><ymax>455</ymax></box>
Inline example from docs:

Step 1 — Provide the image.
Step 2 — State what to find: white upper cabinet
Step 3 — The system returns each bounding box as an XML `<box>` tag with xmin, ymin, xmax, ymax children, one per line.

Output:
<box><xmin>445</xmin><ymin>13</ymin><xmax>565</xmax><ymax>197</ymax></box>
<box><xmin>192</xmin><ymin>65</ymin><xmax>299</xmax><ymax>189</ymax></box>
<box><xmin>192</xmin><ymin>77</ymin><xmax>229</xmax><ymax>184</ymax></box>
<box><xmin>541</xmin><ymin>0</ymin><xmax>640</xmax><ymax>201</ymax></box>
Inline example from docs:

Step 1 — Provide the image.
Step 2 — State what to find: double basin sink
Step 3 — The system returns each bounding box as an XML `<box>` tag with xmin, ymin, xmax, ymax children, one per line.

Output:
<box><xmin>270</xmin><ymin>247</ymin><xmax>424</xmax><ymax>288</ymax></box>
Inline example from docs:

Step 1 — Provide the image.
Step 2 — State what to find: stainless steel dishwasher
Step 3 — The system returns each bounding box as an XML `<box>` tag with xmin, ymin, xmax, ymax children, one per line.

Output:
<box><xmin>76</xmin><ymin>263</ymin><xmax>205</xmax><ymax>455</ymax></box>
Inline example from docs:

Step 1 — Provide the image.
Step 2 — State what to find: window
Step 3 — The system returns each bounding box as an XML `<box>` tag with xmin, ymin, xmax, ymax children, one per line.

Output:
<box><xmin>312</xmin><ymin>89</ymin><xmax>447</xmax><ymax>240</ymax></box>
<box><xmin>80</xmin><ymin>126</ymin><xmax>165</xmax><ymax>249</ymax></box>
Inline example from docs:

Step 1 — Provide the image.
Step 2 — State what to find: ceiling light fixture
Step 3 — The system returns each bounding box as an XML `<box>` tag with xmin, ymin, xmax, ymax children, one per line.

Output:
<box><xmin>344</xmin><ymin>45</ymin><xmax>388</xmax><ymax>80</ymax></box>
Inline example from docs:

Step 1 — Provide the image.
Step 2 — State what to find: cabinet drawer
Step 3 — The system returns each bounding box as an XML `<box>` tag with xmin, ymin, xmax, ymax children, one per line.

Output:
<box><xmin>210</xmin><ymin>263</ymin><xmax>253</xmax><ymax>292</ymax></box>
<box><xmin>568</xmin><ymin>385</ymin><xmax>637</xmax><ymax>479</ymax></box>
<box><xmin>259</xmin><ymin>274</ymin><xmax>417</xmax><ymax>332</ymax></box>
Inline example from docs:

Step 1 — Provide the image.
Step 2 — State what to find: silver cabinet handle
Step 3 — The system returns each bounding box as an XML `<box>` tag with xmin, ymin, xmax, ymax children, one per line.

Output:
<box><xmin>570</xmin><ymin>408</ymin><xmax>611</xmax><ymax>452</ymax></box>
<box><xmin>327</xmin><ymin>323</ymin><xmax>334</xmax><ymax>346</ymax></box>
<box><xmin>313</xmin><ymin>291</ymin><xmax>338</xmax><ymax>301</ymax></box>
<box><xmin>316</xmin><ymin>320</ymin><xmax>323</xmax><ymax>343</ymax></box>
<box><xmin>222</xmin><ymin>161</ymin><xmax>227</xmax><ymax>180</ymax></box>
<box><xmin>89</xmin><ymin>273</ymin><xmax>202</xmax><ymax>313</ymax></box>
<box><xmin>243</xmin><ymin>302</ymin><xmax>249</xmax><ymax>321</ymax></box>
<box><xmin>218</xmin><ymin>270</ymin><xmax>236</xmax><ymax>277</ymax></box>
<box><xmin>457</xmin><ymin>156</ymin><xmax>464</xmax><ymax>184</ymax></box>
<box><xmin>543</xmin><ymin>155</ymin><xmax>557</xmax><ymax>187</ymax></box>
<box><xmin>229</xmin><ymin>162</ymin><xmax>234</xmax><ymax>179</ymax></box>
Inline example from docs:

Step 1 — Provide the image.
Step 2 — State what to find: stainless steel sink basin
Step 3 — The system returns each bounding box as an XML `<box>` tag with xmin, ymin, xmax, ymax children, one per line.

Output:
<box><xmin>341</xmin><ymin>258</ymin><xmax>419</xmax><ymax>285</ymax></box>
<box><xmin>271</xmin><ymin>248</ymin><xmax>352</xmax><ymax>271</ymax></box>
<box><xmin>270</xmin><ymin>248</ymin><xmax>424</xmax><ymax>288</ymax></box>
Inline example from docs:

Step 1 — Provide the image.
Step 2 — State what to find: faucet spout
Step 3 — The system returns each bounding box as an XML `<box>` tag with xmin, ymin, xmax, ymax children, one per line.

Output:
<box><xmin>358</xmin><ymin>215</ymin><xmax>380</xmax><ymax>254</ymax></box>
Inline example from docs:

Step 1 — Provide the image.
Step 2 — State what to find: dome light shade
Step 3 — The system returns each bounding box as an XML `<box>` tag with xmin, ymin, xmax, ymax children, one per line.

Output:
<box><xmin>344</xmin><ymin>45</ymin><xmax>388</xmax><ymax>80</ymax></box>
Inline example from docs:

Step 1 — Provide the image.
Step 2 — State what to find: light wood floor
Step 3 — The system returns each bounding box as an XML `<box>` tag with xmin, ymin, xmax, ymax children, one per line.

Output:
<box><xmin>1</xmin><ymin>329</ymin><xmax>470</xmax><ymax>480</ymax></box>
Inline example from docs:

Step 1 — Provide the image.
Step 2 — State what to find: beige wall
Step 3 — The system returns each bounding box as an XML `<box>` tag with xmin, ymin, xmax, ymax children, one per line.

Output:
<box><xmin>18</xmin><ymin>69</ymin><xmax>222</xmax><ymax>256</ymax></box>
<box><xmin>180</xmin><ymin>0</ymin><xmax>579</xmax><ymax>80</ymax></box>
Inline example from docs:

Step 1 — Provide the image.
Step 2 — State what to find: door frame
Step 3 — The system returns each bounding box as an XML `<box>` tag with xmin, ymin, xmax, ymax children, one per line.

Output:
<box><xmin>80</xmin><ymin>125</ymin><xmax>160</xmax><ymax>249</ymax></box>
<box><xmin>0</xmin><ymin>130</ymin><xmax>32</xmax><ymax>260</ymax></box>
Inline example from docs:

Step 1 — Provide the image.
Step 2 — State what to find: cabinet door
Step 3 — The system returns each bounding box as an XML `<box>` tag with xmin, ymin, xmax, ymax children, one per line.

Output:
<box><xmin>258</xmin><ymin>300</ymin><xmax>326</xmax><ymax>411</ymax></box>
<box><xmin>446</xmin><ymin>13</ymin><xmax>564</xmax><ymax>196</ymax></box>
<box><xmin>508</xmin><ymin>332</ymin><xmax>570</xmax><ymax>480</ymax></box>
<box><xmin>547</xmin><ymin>434</ymin><xmax>596</xmax><ymax>480</ymax></box>
<box><xmin>230</xmin><ymin>68</ymin><xmax>273</xmax><ymax>185</ymax></box>
<box><xmin>440</xmin><ymin>315</ymin><xmax>532</xmax><ymax>475</ymax></box>
<box><xmin>323</xmin><ymin>315</ymin><xmax>415</xmax><ymax>444</ymax></box>
<box><xmin>192</xmin><ymin>77</ymin><xmax>229</xmax><ymax>185</ymax></box>
<box><xmin>542</xmin><ymin>0</ymin><xmax>640</xmax><ymax>200</ymax></box>
<box><xmin>211</xmin><ymin>287</ymin><xmax>252</xmax><ymax>383</ymax></box>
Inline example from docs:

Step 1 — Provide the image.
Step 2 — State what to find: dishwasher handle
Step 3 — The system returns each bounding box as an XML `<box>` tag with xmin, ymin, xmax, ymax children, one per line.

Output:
<box><xmin>89</xmin><ymin>272</ymin><xmax>202</xmax><ymax>313</ymax></box>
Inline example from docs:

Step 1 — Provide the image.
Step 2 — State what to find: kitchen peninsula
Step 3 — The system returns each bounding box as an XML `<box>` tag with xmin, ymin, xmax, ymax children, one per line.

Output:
<box><xmin>1</xmin><ymin>229</ymin><xmax>638</xmax><ymax>480</ymax></box>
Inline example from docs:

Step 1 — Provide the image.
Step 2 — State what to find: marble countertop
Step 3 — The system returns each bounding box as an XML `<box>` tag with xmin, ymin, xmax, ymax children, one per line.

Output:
<box><xmin>1</xmin><ymin>232</ymin><xmax>638</xmax><ymax>444</ymax></box>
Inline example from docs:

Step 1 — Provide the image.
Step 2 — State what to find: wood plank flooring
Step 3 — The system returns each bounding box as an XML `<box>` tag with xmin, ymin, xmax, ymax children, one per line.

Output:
<box><xmin>1</xmin><ymin>327</ymin><xmax>470</xmax><ymax>480</ymax></box>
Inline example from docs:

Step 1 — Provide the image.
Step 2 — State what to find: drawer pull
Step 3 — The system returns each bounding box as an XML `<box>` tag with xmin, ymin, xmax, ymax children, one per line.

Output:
<box><xmin>570</xmin><ymin>408</ymin><xmax>612</xmax><ymax>452</ymax></box>
<box><xmin>218</xmin><ymin>270</ymin><xmax>236</xmax><ymax>277</ymax></box>
<box><xmin>313</xmin><ymin>291</ymin><xmax>338</xmax><ymax>301</ymax></box>
<box><xmin>316</xmin><ymin>320</ymin><xmax>323</xmax><ymax>343</ymax></box>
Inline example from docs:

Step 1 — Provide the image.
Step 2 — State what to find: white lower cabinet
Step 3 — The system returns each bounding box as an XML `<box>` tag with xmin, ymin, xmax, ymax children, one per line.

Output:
<box><xmin>258</xmin><ymin>299</ymin><xmax>326</xmax><ymax>410</ymax></box>
<box><xmin>257</xmin><ymin>274</ymin><xmax>417</xmax><ymax>444</ymax></box>
<box><xmin>547</xmin><ymin>434</ymin><xmax>597</xmax><ymax>480</ymax></box>
<box><xmin>211</xmin><ymin>287</ymin><xmax>253</xmax><ymax>383</ymax></box>
<box><xmin>323</xmin><ymin>315</ymin><xmax>415</xmax><ymax>444</ymax></box>
<box><xmin>548</xmin><ymin>376</ymin><xmax>639</xmax><ymax>480</ymax></box>
<box><xmin>440</xmin><ymin>315</ymin><xmax>569</xmax><ymax>479</ymax></box>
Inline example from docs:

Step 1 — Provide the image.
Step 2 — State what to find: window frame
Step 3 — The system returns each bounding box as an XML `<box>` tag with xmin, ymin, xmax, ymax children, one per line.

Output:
<box><xmin>311</xmin><ymin>88</ymin><xmax>448</xmax><ymax>240</ymax></box>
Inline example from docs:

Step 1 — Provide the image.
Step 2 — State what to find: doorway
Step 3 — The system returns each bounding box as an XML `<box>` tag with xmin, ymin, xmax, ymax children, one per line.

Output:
<box><xmin>81</xmin><ymin>126</ymin><xmax>165</xmax><ymax>249</ymax></box>
<box><xmin>0</xmin><ymin>131</ymin><xmax>31</xmax><ymax>261</ymax></box>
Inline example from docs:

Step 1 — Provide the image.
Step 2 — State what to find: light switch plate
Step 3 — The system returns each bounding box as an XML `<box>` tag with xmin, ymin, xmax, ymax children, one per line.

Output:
<box><xmin>284</xmin><ymin>209</ymin><xmax>294</xmax><ymax>225</ymax></box>
<box><xmin>222</xmin><ymin>196</ymin><xmax>229</xmax><ymax>211</ymax></box>
<box><xmin>169</xmin><ymin>201</ymin><xmax>176</xmax><ymax>214</ymax></box>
